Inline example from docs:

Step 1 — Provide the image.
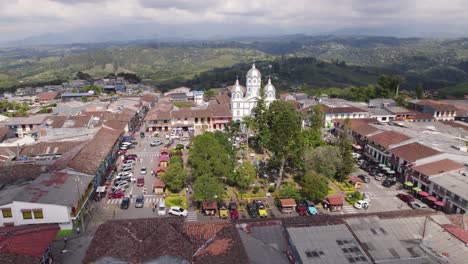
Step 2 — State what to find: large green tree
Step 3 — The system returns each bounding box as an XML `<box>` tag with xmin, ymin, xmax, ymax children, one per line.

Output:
<box><xmin>335</xmin><ymin>118</ymin><xmax>355</xmax><ymax>182</ymax></box>
<box><xmin>192</xmin><ymin>175</ymin><xmax>224</xmax><ymax>202</ymax></box>
<box><xmin>301</xmin><ymin>171</ymin><xmax>328</xmax><ymax>201</ymax></box>
<box><xmin>188</xmin><ymin>132</ymin><xmax>233</xmax><ymax>180</ymax></box>
<box><xmin>251</xmin><ymin>85</ymin><xmax>270</xmax><ymax>151</ymax></box>
<box><xmin>302</xmin><ymin>129</ymin><xmax>325</xmax><ymax>149</ymax></box>
<box><xmin>266</xmin><ymin>101</ymin><xmax>304</xmax><ymax>191</ymax></box>
<box><xmin>162</xmin><ymin>163</ymin><xmax>186</xmax><ymax>192</ymax></box>
<box><xmin>378</xmin><ymin>75</ymin><xmax>405</xmax><ymax>97</ymax></box>
<box><xmin>310</xmin><ymin>104</ymin><xmax>324</xmax><ymax>131</ymax></box>
<box><xmin>233</xmin><ymin>162</ymin><xmax>256</xmax><ymax>199</ymax></box>
<box><xmin>304</xmin><ymin>146</ymin><xmax>342</xmax><ymax>179</ymax></box>
<box><xmin>278</xmin><ymin>182</ymin><xmax>301</xmax><ymax>200</ymax></box>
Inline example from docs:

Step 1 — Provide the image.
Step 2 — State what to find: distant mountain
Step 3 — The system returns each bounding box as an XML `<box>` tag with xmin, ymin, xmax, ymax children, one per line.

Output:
<box><xmin>2</xmin><ymin>35</ymin><xmax>468</xmax><ymax>98</ymax></box>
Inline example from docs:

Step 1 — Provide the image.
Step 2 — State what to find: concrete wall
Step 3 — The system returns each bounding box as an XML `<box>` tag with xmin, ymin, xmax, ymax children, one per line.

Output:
<box><xmin>0</xmin><ymin>201</ymin><xmax>71</xmax><ymax>229</ymax></box>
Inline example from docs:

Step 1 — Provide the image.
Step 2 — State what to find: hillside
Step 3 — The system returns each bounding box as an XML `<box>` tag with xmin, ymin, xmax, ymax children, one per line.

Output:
<box><xmin>2</xmin><ymin>35</ymin><xmax>468</xmax><ymax>97</ymax></box>
<box><xmin>0</xmin><ymin>45</ymin><xmax>271</xmax><ymax>89</ymax></box>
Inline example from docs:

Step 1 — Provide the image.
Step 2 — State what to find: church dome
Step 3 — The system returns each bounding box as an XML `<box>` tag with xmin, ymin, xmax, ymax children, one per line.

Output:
<box><xmin>265</xmin><ymin>78</ymin><xmax>275</xmax><ymax>93</ymax></box>
<box><xmin>246</xmin><ymin>63</ymin><xmax>261</xmax><ymax>79</ymax></box>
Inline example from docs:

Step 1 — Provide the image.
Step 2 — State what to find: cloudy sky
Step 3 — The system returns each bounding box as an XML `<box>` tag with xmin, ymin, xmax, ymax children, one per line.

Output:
<box><xmin>1</xmin><ymin>0</ymin><xmax>468</xmax><ymax>43</ymax></box>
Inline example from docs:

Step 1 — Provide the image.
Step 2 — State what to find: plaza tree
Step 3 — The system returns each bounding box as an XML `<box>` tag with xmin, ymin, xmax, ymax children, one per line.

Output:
<box><xmin>301</xmin><ymin>171</ymin><xmax>328</xmax><ymax>202</ymax></box>
<box><xmin>304</xmin><ymin>146</ymin><xmax>342</xmax><ymax>179</ymax></box>
<box><xmin>335</xmin><ymin>118</ymin><xmax>355</xmax><ymax>182</ymax></box>
<box><xmin>192</xmin><ymin>174</ymin><xmax>224</xmax><ymax>202</ymax></box>
<box><xmin>188</xmin><ymin>132</ymin><xmax>233</xmax><ymax>180</ymax></box>
<box><xmin>266</xmin><ymin>101</ymin><xmax>304</xmax><ymax>191</ymax></box>
<box><xmin>232</xmin><ymin>162</ymin><xmax>256</xmax><ymax>199</ymax></box>
<box><xmin>162</xmin><ymin>162</ymin><xmax>186</xmax><ymax>192</ymax></box>
<box><xmin>278</xmin><ymin>182</ymin><xmax>301</xmax><ymax>200</ymax></box>
<box><xmin>251</xmin><ymin>85</ymin><xmax>270</xmax><ymax>152</ymax></box>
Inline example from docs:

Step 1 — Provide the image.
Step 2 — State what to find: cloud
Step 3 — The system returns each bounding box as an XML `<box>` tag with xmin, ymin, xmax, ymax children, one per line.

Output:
<box><xmin>1</xmin><ymin>0</ymin><xmax>468</xmax><ymax>42</ymax></box>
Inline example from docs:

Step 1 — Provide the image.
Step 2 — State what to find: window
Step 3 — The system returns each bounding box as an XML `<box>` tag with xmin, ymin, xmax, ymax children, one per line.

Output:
<box><xmin>22</xmin><ymin>210</ymin><xmax>32</xmax><ymax>220</ymax></box>
<box><xmin>33</xmin><ymin>209</ymin><xmax>43</xmax><ymax>219</ymax></box>
<box><xmin>1</xmin><ymin>208</ymin><xmax>12</xmax><ymax>218</ymax></box>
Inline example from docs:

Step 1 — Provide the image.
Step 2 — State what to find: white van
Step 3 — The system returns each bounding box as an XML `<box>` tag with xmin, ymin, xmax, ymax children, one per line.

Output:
<box><xmin>158</xmin><ymin>200</ymin><xmax>166</xmax><ymax>216</ymax></box>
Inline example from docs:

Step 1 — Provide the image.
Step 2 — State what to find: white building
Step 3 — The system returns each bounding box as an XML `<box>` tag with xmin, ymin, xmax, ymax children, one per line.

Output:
<box><xmin>0</xmin><ymin>171</ymin><xmax>93</xmax><ymax>230</ymax></box>
<box><xmin>231</xmin><ymin>64</ymin><xmax>276</xmax><ymax>121</ymax></box>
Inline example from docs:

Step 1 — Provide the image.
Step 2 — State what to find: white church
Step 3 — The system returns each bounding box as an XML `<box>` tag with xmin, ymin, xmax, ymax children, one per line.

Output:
<box><xmin>230</xmin><ymin>64</ymin><xmax>276</xmax><ymax>121</ymax></box>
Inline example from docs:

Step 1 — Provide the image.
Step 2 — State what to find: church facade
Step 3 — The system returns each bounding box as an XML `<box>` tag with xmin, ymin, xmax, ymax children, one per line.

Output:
<box><xmin>231</xmin><ymin>64</ymin><xmax>276</xmax><ymax>121</ymax></box>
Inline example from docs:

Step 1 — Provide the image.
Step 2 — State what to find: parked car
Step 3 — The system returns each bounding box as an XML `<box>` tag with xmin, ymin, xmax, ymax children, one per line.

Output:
<box><xmin>182</xmin><ymin>136</ymin><xmax>190</xmax><ymax>141</ymax></box>
<box><xmin>135</xmin><ymin>195</ymin><xmax>144</xmax><ymax>208</ymax></box>
<box><xmin>158</xmin><ymin>200</ymin><xmax>166</xmax><ymax>216</ymax></box>
<box><xmin>120</xmin><ymin>166</ymin><xmax>133</xmax><ymax>173</ymax></box>
<box><xmin>357</xmin><ymin>174</ymin><xmax>370</xmax><ymax>183</ymax></box>
<box><xmin>397</xmin><ymin>193</ymin><xmax>415</xmax><ymax>204</ymax></box>
<box><xmin>150</xmin><ymin>140</ymin><xmax>164</xmax><ymax>147</ymax></box>
<box><xmin>254</xmin><ymin>200</ymin><xmax>267</xmax><ymax>218</ymax></box>
<box><xmin>123</xmin><ymin>160</ymin><xmax>135</xmax><ymax>165</ymax></box>
<box><xmin>168</xmin><ymin>206</ymin><xmax>187</xmax><ymax>216</ymax></box>
<box><xmin>136</xmin><ymin>177</ymin><xmax>144</xmax><ymax>187</ymax></box>
<box><xmin>368</xmin><ymin>168</ymin><xmax>377</xmax><ymax>176</ymax></box>
<box><xmin>382</xmin><ymin>178</ymin><xmax>397</xmax><ymax>188</ymax></box>
<box><xmin>116</xmin><ymin>175</ymin><xmax>132</xmax><ymax>182</ymax></box>
<box><xmin>354</xmin><ymin>200</ymin><xmax>370</xmax><ymax>210</ymax></box>
<box><xmin>120</xmin><ymin>145</ymin><xmax>129</xmax><ymax>150</ymax></box>
<box><xmin>124</xmin><ymin>154</ymin><xmax>138</xmax><ymax>159</ymax></box>
<box><xmin>305</xmin><ymin>200</ymin><xmax>318</xmax><ymax>215</ymax></box>
<box><xmin>108</xmin><ymin>190</ymin><xmax>125</xmax><ymax>199</ymax></box>
<box><xmin>113</xmin><ymin>181</ymin><xmax>129</xmax><ymax>189</ymax></box>
<box><xmin>120</xmin><ymin>197</ymin><xmax>130</xmax><ymax>209</ymax></box>
<box><xmin>375</xmin><ymin>173</ymin><xmax>384</xmax><ymax>181</ymax></box>
<box><xmin>140</xmin><ymin>132</ymin><xmax>145</xmax><ymax>138</ymax></box>
<box><xmin>140</xmin><ymin>167</ymin><xmax>147</xmax><ymax>175</ymax></box>
<box><xmin>410</xmin><ymin>201</ymin><xmax>428</xmax><ymax>209</ymax></box>
<box><xmin>229</xmin><ymin>202</ymin><xmax>239</xmax><ymax>219</ymax></box>
<box><xmin>295</xmin><ymin>200</ymin><xmax>308</xmax><ymax>216</ymax></box>
<box><xmin>247</xmin><ymin>203</ymin><xmax>258</xmax><ymax>218</ymax></box>
<box><xmin>116</xmin><ymin>172</ymin><xmax>133</xmax><ymax>179</ymax></box>
<box><xmin>219</xmin><ymin>203</ymin><xmax>229</xmax><ymax>219</ymax></box>
<box><xmin>122</xmin><ymin>164</ymin><xmax>135</xmax><ymax>170</ymax></box>
<box><xmin>111</xmin><ymin>185</ymin><xmax>126</xmax><ymax>193</ymax></box>
<box><xmin>121</xmin><ymin>142</ymin><xmax>132</xmax><ymax>147</ymax></box>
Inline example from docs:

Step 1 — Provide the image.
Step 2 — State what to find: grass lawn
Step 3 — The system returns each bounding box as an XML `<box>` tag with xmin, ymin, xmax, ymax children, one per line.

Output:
<box><xmin>56</xmin><ymin>229</ymin><xmax>73</xmax><ymax>237</ymax></box>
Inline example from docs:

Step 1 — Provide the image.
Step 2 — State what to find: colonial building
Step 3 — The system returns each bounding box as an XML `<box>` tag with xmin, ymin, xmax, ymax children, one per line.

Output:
<box><xmin>231</xmin><ymin>64</ymin><xmax>276</xmax><ymax>121</ymax></box>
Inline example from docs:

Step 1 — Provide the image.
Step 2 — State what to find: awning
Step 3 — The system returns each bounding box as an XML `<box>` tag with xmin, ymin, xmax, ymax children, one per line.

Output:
<box><xmin>434</xmin><ymin>201</ymin><xmax>445</xmax><ymax>207</ymax></box>
<box><xmin>352</xmin><ymin>144</ymin><xmax>362</xmax><ymax>150</ymax></box>
<box><xmin>426</xmin><ymin>196</ymin><xmax>437</xmax><ymax>202</ymax></box>
<box><xmin>96</xmin><ymin>186</ymin><xmax>107</xmax><ymax>193</ymax></box>
<box><xmin>418</xmin><ymin>191</ymin><xmax>429</xmax><ymax>197</ymax></box>
<box><xmin>412</xmin><ymin>187</ymin><xmax>422</xmax><ymax>192</ymax></box>
<box><xmin>404</xmin><ymin>181</ymin><xmax>414</xmax><ymax>187</ymax></box>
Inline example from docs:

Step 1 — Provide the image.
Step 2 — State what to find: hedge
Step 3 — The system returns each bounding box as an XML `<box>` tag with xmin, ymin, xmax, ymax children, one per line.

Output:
<box><xmin>165</xmin><ymin>197</ymin><xmax>188</xmax><ymax>209</ymax></box>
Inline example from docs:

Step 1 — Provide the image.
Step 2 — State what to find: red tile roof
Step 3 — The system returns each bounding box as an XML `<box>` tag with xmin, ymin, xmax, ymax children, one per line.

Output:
<box><xmin>442</xmin><ymin>224</ymin><xmax>468</xmax><ymax>244</ymax></box>
<box><xmin>0</xmin><ymin>224</ymin><xmax>59</xmax><ymax>263</ymax></box>
<box><xmin>36</xmin><ymin>92</ymin><xmax>58</xmax><ymax>101</ymax></box>
<box><xmin>411</xmin><ymin>159</ymin><xmax>465</xmax><ymax>176</ymax></box>
<box><xmin>335</xmin><ymin>118</ymin><xmax>380</xmax><ymax>136</ymax></box>
<box><xmin>415</xmin><ymin>100</ymin><xmax>458</xmax><ymax>111</ymax></box>
<box><xmin>389</xmin><ymin>142</ymin><xmax>441</xmax><ymax>163</ymax></box>
<box><xmin>349</xmin><ymin>175</ymin><xmax>363</xmax><ymax>184</ymax></box>
<box><xmin>279</xmin><ymin>199</ymin><xmax>297</xmax><ymax>207</ymax></box>
<box><xmin>322</xmin><ymin>105</ymin><xmax>367</xmax><ymax>114</ymax></box>
<box><xmin>327</xmin><ymin>195</ymin><xmax>344</xmax><ymax>206</ymax></box>
<box><xmin>367</xmin><ymin>131</ymin><xmax>411</xmax><ymax>148</ymax></box>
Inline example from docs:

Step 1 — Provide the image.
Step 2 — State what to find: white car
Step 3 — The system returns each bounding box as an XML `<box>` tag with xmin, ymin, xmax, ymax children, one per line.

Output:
<box><xmin>116</xmin><ymin>172</ymin><xmax>133</xmax><ymax>178</ymax></box>
<box><xmin>354</xmin><ymin>200</ymin><xmax>370</xmax><ymax>210</ymax></box>
<box><xmin>410</xmin><ymin>202</ymin><xmax>428</xmax><ymax>209</ymax></box>
<box><xmin>158</xmin><ymin>200</ymin><xmax>166</xmax><ymax>216</ymax></box>
<box><xmin>121</xmin><ymin>142</ymin><xmax>132</xmax><ymax>146</ymax></box>
<box><xmin>140</xmin><ymin>167</ymin><xmax>147</xmax><ymax>175</ymax></box>
<box><xmin>168</xmin><ymin>206</ymin><xmax>187</xmax><ymax>217</ymax></box>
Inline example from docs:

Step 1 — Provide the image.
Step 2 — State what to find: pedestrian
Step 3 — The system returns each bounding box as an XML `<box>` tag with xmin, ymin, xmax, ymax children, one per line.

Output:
<box><xmin>152</xmin><ymin>202</ymin><xmax>155</xmax><ymax>212</ymax></box>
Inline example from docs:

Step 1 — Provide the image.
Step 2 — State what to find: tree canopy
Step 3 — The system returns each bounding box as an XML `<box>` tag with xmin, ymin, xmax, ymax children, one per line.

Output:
<box><xmin>188</xmin><ymin>132</ymin><xmax>233</xmax><ymax>180</ymax></box>
<box><xmin>301</xmin><ymin>171</ymin><xmax>328</xmax><ymax>202</ymax></box>
<box><xmin>335</xmin><ymin>118</ymin><xmax>355</xmax><ymax>182</ymax></box>
<box><xmin>162</xmin><ymin>162</ymin><xmax>186</xmax><ymax>192</ymax></box>
<box><xmin>232</xmin><ymin>162</ymin><xmax>256</xmax><ymax>196</ymax></box>
<box><xmin>304</xmin><ymin>146</ymin><xmax>342</xmax><ymax>179</ymax></box>
<box><xmin>278</xmin><ymin>182</ymin><xmax>301</xmax><ymax>200</ymax></box>
<box><xmin>192</xmin><ymin>174</ymin><xmax>224</xmax><ymax>202</ymax></box>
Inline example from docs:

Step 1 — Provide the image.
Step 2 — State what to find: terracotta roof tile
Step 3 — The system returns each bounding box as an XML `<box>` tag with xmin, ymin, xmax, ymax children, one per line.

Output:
<box><xmin>21</xmin><ymin>140</ymin><xmax>89</xmax><ymax>156</ymax></box>
<box><xmin>367</xmin><ymin>131</ymin><xmax>411</xmax><ymax>148</ymax></box>
<box><xmin>279</xmin><ymin>199</ymin><xmax>297</xmax><ymax>207</ymax></box>
<box><xmin>0</xmin><ymin>224</ymin><xmax>59</xmax><ymax>263</ymax></box>
<box><xmin>415</xmin><ymin>100</ymin><xmax>458</xmax><ymax>111</ymax></box>
<box><xmin>442</xmin><ymin>224</ymin><xmax>468</xmax><ymax>244</ymax></box>
<box><xmin>327</xmin><ymin>195</ymin><xmax>344</xmax><ymax>206</ymax></box>
<box><xmin>36</xmin><ymin>92</ymin><xmax>58</xmax><ymax>101</ymax></box>
<box><xmin>412</xmin><ymin>159</ymin><xmax>465</xmax><ymax>176</ymax></box>
<box><xmin>389</xmin><ymin>142</ymin><xmax>441</xmax><ymax>163</ymax></box>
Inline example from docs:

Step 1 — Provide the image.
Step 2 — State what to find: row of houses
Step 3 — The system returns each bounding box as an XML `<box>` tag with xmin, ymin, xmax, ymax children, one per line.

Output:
<box><xmin>0</xmin><ymin>95</ymin><xmax>156</xmax><ymax>230</ymax></box>
<box><xmin>334</xmin><ymin>117</ymin><xmax>468</xmax><ymax>214</ymax></box>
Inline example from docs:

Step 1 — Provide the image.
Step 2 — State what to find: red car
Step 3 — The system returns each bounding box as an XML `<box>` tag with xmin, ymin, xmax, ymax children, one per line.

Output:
<box><xmin>108</xmin><ymin>190</ymin><xmax>125</xmax><ymax>199</ymax></box>
<box><xmin>296</xmin><ymin>200</ymin><xmax>308</xmax><ymax>216</ymax></box>
<box><xmin>229</xmin><ymin>202</ymin><xmax>239</xmax><ymax>219</ymax></box>
<box><xmin>124</xmin><ymin>154</ymin><xmax>138</xmax><ymax>159</ymax></box>
<box><xmin>397</xmin><ymin>193</ymin><xmax>414</xmax><ymax>204</ymax></box>
<box><xmin>136</xmin><ymin>177</ymin><xmax>144</xmax><ymax>187</ymax></box>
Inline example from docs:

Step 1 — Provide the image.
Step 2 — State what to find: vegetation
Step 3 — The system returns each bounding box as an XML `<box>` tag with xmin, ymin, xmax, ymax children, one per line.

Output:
<box><xmin>0</xmin><ymin>100</ymin><xmax>30</xmax><ymax>116</ymax></box>
<box><xmin>232</xmin><ymin>162</ymin><xmax>256</xmax><ymax>199</ymax></box>
<box><xmin>301</xmin><ymin>171</ymin><xmax>329</xmax><ymax>202</ymax></box>
<box><xmin>335</xmin><ymin>119</ymin><xmax>356</xmax><ymax>182</ymax></box>
<box><xmin>192</xmin><ymin>174</ymin><xmax>224</xmax><ymax>202</ymax></box>
<box><xmin>278</xmin><ymin>182</ymin><xmax>301</xmax><ymax>200</ymax></box>
<box><xmin>304</xmin><ymin>146</ymin><xmax>342</xmax><ymax>180</ymax></box>
<box><xmin>162</xmin><ymin>162</ymin><xmax>186</xmax><ymax>192</ymax></box>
